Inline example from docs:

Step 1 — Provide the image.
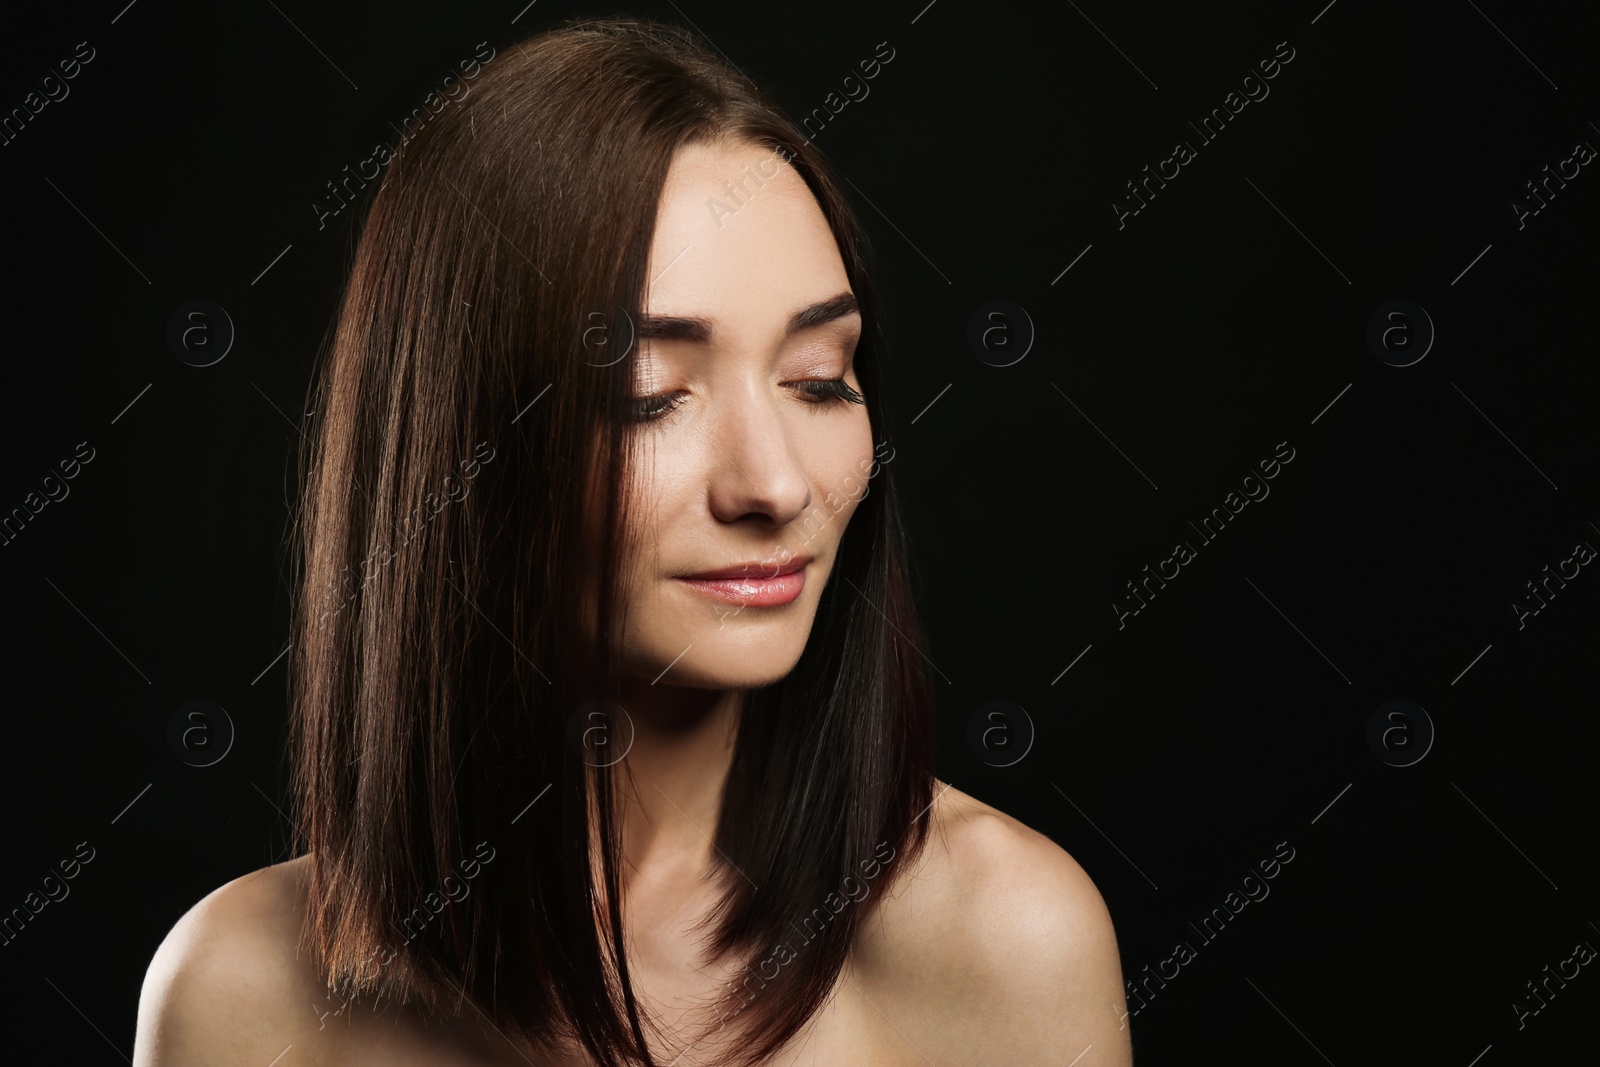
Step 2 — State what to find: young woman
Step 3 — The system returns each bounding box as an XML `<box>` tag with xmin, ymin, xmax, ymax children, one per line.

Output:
<box><xmin>134</xmin><ymin>17</ymin><xmax>1132</xmax><ymax>1066</ymax></box>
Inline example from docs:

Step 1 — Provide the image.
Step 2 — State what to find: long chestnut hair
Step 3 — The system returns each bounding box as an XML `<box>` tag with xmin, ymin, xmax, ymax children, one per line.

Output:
<box><xmin>286</xmin><ymin>16</ymin><xmax>935</xmax><ymax>1066</ymax></box>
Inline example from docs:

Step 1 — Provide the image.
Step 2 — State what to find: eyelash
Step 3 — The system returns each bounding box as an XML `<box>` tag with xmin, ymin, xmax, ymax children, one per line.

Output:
<box><xmin>626</xmin><ymin>378</ymin><xmax>865</xmax><ymax>424</ymax></box>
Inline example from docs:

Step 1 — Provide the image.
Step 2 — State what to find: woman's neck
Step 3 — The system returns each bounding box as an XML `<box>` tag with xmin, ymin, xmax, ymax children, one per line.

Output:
<box><xmin>609</xmin><ymin>680</ymin><xmax>744</xmax><ymax>887</ymax></box>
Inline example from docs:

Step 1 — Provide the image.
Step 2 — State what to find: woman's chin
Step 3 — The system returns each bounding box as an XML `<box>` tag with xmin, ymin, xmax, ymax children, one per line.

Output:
<box><xmin>622</xmin><ymin>623</ymin><xmax>811</xmax><ymax>690</ymax></box>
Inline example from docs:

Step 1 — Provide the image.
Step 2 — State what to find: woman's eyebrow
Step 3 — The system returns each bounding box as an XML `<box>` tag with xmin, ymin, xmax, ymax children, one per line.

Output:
<box><xmin>636</xmin><ymin>291</ymin><xmax>859</xmax><ymax>344</ymax></box>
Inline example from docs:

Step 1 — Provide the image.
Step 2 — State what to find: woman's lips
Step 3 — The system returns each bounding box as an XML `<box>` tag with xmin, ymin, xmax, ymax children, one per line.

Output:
<box><xmin>674</xmin><ymin>570</ymin><xmax>805</xmax><ymax>606</ymax></box>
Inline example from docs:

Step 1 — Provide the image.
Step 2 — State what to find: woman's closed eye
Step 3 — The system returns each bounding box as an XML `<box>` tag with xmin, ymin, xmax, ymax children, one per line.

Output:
<box><xmin>626</xmin><ymin>377</ymin><xmax>864</xmax><ymax>424</ymax></box>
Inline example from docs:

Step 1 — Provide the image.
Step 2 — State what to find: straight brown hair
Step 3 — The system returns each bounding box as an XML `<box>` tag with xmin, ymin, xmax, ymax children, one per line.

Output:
<box><xmin>286</xmin><ymin>16</ymin><xmax>935</xmax><ymax>1066</ymax></box>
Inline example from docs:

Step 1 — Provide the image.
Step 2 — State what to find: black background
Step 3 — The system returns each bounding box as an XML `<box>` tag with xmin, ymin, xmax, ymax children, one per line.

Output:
<box><xmin>2</xmin><ymin>0</ymin><xmax>1596</xmax><ymax>1062</ymax></box>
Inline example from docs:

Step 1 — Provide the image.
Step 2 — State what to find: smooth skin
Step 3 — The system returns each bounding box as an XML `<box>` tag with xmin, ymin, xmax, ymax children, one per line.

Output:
<box><xmin>134</xmin><ymin>139</ymin><xmax>1134</xmax><ymax>1066</ymax></box>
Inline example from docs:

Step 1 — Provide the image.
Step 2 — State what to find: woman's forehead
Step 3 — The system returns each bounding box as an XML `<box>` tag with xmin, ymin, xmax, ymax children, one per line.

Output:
<box><xmin>645</xmin><ymin>144</ymin><xmax>853</xmax><ymax>349</ymax></box>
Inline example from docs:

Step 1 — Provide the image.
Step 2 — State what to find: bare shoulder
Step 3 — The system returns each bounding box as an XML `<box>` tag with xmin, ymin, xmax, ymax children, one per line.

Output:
<box><xmin>134</xmin><ymin>855</ymin><xmax>517</xmax><ymax>1066</ymax></box>
<box><xmin>132</xmin><ymin>854</ymin><xmax>347</xmax><ymax>1066</ymax></box>
<box><xmin>851</xmin><ymin>780</ymin><xmax>1134</xmax><ymax>1066</ymax></box>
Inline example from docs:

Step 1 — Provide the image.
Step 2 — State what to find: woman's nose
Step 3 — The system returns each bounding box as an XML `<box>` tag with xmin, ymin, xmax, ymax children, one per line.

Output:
<box><xmin>702</xmin><ymin>382</ymin><xmax>812</xmax><ymax>526</ymax></box>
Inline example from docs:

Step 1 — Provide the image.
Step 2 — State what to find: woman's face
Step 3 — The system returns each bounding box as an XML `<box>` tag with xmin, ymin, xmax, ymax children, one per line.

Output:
<box><xmin>603</xmin><ymin>137</ymin><xmax>876</xmax><ymax>689</ymax></box>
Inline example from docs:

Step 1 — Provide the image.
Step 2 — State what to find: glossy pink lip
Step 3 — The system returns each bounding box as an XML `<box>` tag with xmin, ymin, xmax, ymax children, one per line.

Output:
<box><xmin>675</xmin><ymin>554</ymin><xmax>812</xmax><ymax>607</ymax></box>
